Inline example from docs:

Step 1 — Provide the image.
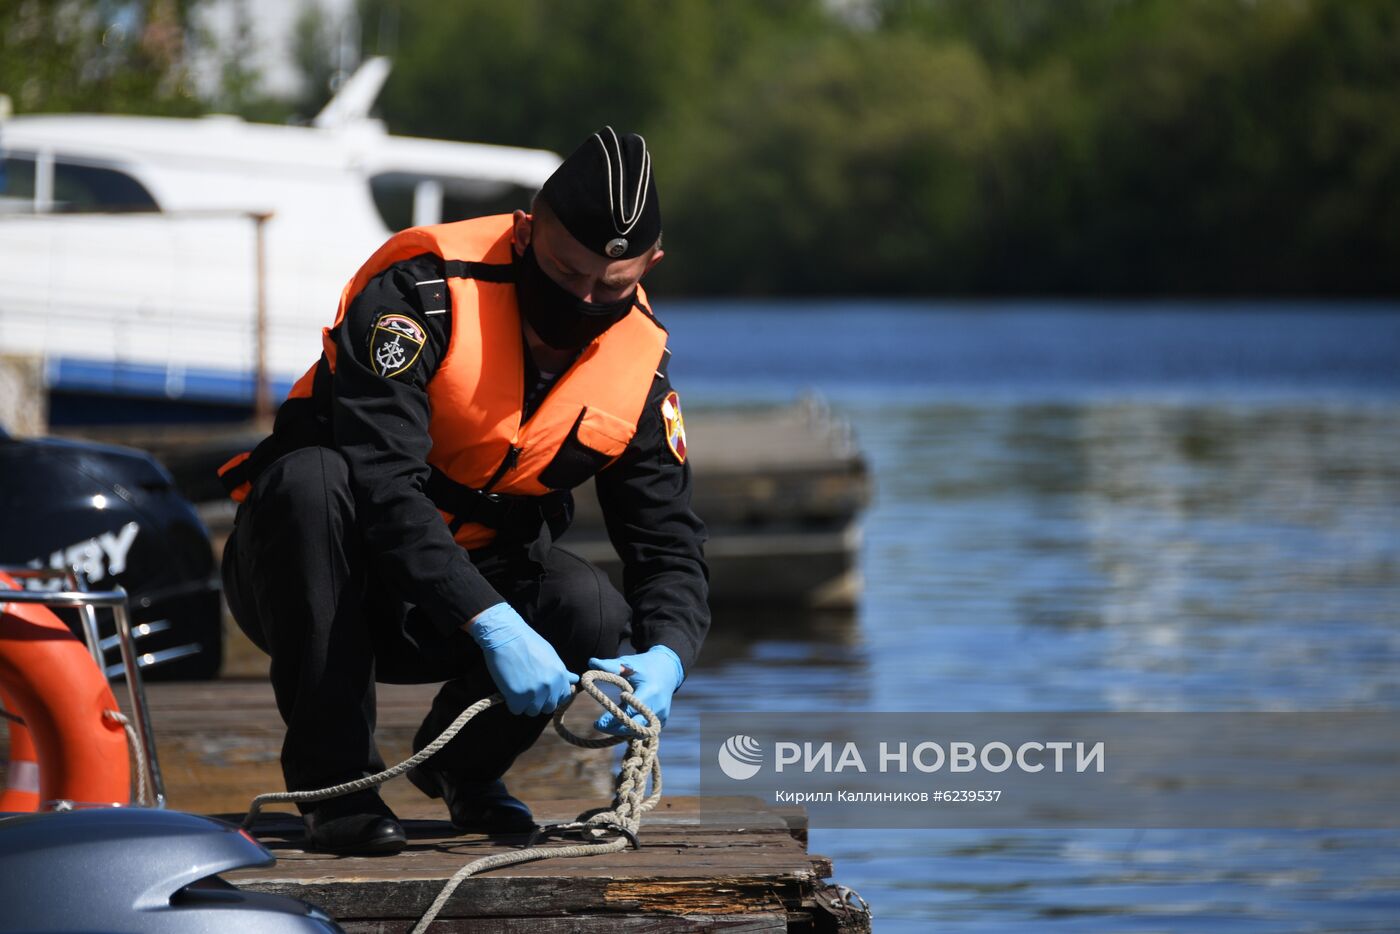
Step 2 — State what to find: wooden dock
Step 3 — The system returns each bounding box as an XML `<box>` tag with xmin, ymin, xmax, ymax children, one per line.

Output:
<box><xmin>2</xmin><ymin>679</ymin><xmax>870</xmax><ymax>931</ymax></box>
<box><xmin>232</xmin><ymin>797</ymin><xmax>858</xmax><ymax>932</ymax></box>
<box><xmin>132</xmin><ymin>679</ymin><xmax>617</xmax><ymax>812</ymax></box>
<box><xmin>10</xmin><ymin>404</ymin><xmax>875</xmax><ymax>927</ymax></box>
<box><xmin>62</xmin><ymin>401</ymin><xmax>869</xmax><ymax>610</ymax></box>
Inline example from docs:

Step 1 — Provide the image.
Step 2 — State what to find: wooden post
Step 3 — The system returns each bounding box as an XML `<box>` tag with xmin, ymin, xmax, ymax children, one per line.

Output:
<box><xmin>0</xmin><ymin>354</ymin><xmax>45</xmax><ymax>436</ymax></box>
<box><xmin>250</xmin><ymin>211</ymin><xmax>274</xmax><ymax>428</ymax></box>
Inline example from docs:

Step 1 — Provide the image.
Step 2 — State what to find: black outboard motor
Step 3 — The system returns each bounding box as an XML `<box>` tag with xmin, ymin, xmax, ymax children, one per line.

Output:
<box><xmin>0</xmin><ymin>433</ymin><xmax>222</xmax><ymax>679</ymax></box>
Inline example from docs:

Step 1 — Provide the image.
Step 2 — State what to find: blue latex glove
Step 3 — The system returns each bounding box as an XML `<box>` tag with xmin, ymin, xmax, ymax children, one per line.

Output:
<box><xmin>468</xmin><ymin>603</ymin><xmax>578</xmax><ymax>716</ymax></box>
<box><xmin>588</xmin><ymin>645</ymin><xmax>684</xmax><ymax>736</ymax></box>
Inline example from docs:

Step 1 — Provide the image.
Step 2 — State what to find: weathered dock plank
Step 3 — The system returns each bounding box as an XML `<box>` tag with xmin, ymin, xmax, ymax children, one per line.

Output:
<box><xmin>330</xmin><ymin>916</ymin><xmax>791</xmax><ymax>933</ymax></box>
<box><xmin>128</xmin><ymin>679</ymin><xmax>616</xmax><ymax>813</ymax></box>
<box><xmin>228</xmin><ymin>796</ymin><xmax>836</xmax><ymax>930</ymax></box>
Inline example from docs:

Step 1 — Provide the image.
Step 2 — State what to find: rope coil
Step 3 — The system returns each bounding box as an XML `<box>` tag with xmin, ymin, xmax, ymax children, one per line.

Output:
<box><xmin>241</xmin><ymin>669</ymin><xmax>662</xmax><ymax>934</ymax></box>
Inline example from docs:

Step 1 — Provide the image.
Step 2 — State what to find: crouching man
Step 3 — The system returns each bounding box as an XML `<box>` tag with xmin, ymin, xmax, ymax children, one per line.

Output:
<box><xmin>219</xmin><ymin>128</ymin><xmax>708</xmax><ymax>854</ymax></box>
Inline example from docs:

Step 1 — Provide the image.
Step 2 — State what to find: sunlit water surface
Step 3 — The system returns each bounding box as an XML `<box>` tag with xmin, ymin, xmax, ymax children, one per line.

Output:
<box><xmin>651</xmin><ymin>303</ymin><xmax>1400</xmax><ymax>932</ymax></box>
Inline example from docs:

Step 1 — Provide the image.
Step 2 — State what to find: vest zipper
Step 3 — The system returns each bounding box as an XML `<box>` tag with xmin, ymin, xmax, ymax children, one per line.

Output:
<box><xmin>480</xmin><ymin>445</ymin><xmax>522</xmax><ymax>493</ymax></box>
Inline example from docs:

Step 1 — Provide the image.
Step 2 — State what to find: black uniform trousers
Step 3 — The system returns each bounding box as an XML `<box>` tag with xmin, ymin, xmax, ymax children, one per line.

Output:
<box><xmin>221</xmin><ymin>446</ymin><xmax>631</xmax><ymax>803</ymax></box>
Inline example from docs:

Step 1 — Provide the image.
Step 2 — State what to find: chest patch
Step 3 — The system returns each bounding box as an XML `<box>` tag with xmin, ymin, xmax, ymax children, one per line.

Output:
<box><xmin>370</xmin><ymin>313</ymin><xmax>426</xmax><ymax>379</ymax></box>
<box><xmin>661</xmin><ymin>390</ymin><xmax>687</xmax><ymax>464</ymax></box>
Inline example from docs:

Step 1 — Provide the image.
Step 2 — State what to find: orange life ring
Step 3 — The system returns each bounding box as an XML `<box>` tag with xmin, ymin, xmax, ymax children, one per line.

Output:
<box><xmin>0</xmin><ymin>572</ymin><xmax>130</xmax><ymax>809</ymax></box>
<box><xmin>0</xmin><ymin>683</ymin><xmax>39</xmax><ymax>811</ymax></box>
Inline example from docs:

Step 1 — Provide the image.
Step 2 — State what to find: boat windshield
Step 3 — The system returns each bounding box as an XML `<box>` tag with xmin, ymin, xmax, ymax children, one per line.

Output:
<box><xmin>370</xmin><ymin>172</ymin><xmax>535</xmax><ymax>231</ymax></box>
<box><xmin>0</xmin><ymin>154</ymin><xmax>160</xmax><ymax>214</ymax></box>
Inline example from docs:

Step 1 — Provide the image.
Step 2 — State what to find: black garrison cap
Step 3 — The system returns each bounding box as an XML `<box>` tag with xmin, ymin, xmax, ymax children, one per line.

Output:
<box><xmin>538</xmin><ymin>127</ymin><xmax>661</xmax><ymax>260</ymax></box>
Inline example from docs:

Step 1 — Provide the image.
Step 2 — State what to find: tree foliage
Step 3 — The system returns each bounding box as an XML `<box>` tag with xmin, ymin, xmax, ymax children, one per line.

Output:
<box><xmin>352</xmin><ymin>0</ymin><xmax>1399</xmax><ymax>295</ymax></box>
<box><xmin>5</xmin><ymin>0</ymin><xmax>1397</xmax><ymax>294</ymax></box>
<box><xmin>0</xmin><ymin>0</ymin><xmax>203</xmax><ymax>116</ymax></box>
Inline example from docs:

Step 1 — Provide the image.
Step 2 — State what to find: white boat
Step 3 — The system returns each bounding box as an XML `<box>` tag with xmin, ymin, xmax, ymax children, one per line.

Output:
<box><xmin>0</xmin><ymin>58</ymin><xmax>560</xmax><ymax>412</ymax></box>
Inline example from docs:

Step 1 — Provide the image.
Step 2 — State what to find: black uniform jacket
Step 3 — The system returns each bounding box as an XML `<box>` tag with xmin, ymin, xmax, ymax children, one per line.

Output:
<box><xmin>252</xmin><ymin>254</ymin><xmax>710</xmax><ymax>671</ymax></box>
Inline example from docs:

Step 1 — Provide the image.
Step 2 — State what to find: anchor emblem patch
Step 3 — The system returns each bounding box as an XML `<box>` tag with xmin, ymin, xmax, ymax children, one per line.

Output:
<box><xmin>369</xmin><ymin>313</ymin><xmax>426</xmax><ymax>379</ymax></box>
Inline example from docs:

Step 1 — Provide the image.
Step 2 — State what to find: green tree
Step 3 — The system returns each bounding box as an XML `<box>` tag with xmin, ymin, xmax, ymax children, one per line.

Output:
<box><xmin>347</xmin><ymin>0</ymin><xmax>1400</xmax><ymax>295</ymax></box>
<box><xmin>662</xmin><ymin>31</ymin><xmax>1000</xmax><ymax>294</ymax></box>
<box><xmin>357</xmin><ymin>0</ymin><xmax>827</xmax><ymax>149</ymax></box>
<box><xmin>0</xmin><ymin>0</ymin><xmax>203</xmax><ymax>115</ymax></box>
<box><xmin>291</xmin><ymin>0</ymin><xmax>344</xmax><ymax>119</ymax></box>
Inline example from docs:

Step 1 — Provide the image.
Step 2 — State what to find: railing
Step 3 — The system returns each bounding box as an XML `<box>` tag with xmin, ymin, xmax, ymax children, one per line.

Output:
<box><xmin>0</xmin><ymin>566</ymin><xmax>166</xmax><ymax>808</ymax></box>
<box><xmin>0</xmin><ymin>208</ymin><xmax>283</xmax><ymax>423</ymax></box>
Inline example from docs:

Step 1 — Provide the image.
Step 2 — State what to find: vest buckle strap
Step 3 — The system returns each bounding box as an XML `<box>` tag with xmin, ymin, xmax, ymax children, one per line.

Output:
<box><xmin>425</xmin><ymin>466</ymin><xmax>569</xmax><ymax>542</ymax></box>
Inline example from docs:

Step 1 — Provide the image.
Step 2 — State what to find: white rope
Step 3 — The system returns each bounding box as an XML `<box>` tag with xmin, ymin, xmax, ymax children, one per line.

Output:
<box><xmin>104</xmin><ymin>709</ymin><xmax>149</xmax><ymax>807</ymax></box>
<box><xmin>240</xmin><ymin>670</ymin><xmax>663</xmax><ymax>933</ymax></box>
<box><xmin>241</xmin><ymin>692</ymin><xmax>501</xmax><ymax>827</ymax></box>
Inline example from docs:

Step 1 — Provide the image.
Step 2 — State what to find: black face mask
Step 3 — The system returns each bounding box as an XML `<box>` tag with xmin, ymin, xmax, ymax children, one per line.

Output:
<box><xmin>513</xmin><ymin>244</ymin><xmax>636</xmax><ymax>350</ymax></box>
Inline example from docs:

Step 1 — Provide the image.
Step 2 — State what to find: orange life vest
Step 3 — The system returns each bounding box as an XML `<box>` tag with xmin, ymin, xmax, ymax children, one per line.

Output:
<box><xmin>222</xmin><ymin>215</ymin><xmax>668</xmax><ymax>550</ymax></box>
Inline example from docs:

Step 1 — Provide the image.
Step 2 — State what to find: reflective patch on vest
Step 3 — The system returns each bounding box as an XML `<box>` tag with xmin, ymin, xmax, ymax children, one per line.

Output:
<box><xmin>370</xmin><ymin>313</ymin><xmax>426</xmax><ymax>379</ymax></box>
<box><xmin>661</xmin><ymin>390</ymin><xmax>687</xmax><ymax>464</ymax></box>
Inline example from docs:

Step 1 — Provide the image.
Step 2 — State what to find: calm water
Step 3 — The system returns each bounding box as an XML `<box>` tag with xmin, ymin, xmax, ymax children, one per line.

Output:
<box><xmin>654</xmin><ymin>303</ymin><xmax>1400</xmax><ymax>932</ymax></box>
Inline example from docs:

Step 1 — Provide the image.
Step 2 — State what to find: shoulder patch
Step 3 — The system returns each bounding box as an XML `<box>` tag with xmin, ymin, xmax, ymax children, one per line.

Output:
<box><xmin>370</xmin><ymin>313</ymin><xmax>426</xmax><ymax>379</ymax></box>
<box><xmin>661</xmin><ymin>390</ymin><xmax>687</xmax><ymax>464</ymax></box>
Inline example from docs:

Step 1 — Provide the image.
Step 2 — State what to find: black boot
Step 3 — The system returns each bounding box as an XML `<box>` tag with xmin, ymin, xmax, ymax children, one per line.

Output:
<box><xmin>302</xmin><ymin>790</ymin><xmax>406</xmax><ymax>855</ymax></box>
<box><xmin>408</xmin><ymin>765</ymin><xmax>536</xmax><ymax>834</ymax></box>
